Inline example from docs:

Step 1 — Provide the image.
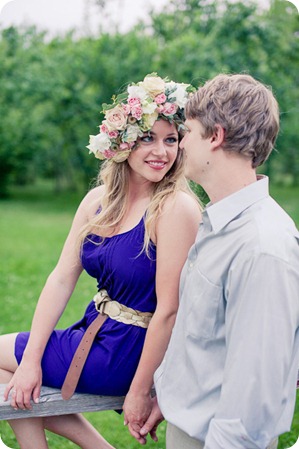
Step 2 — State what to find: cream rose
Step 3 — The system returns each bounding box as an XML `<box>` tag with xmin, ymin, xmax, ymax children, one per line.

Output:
<box><xmin>105</xmin><ymin>105</ymin><xmax>128</xmax><ymax>131</ymax></box>
<box><xmin>141</xmin><ymin>112</ymin><xmax>159</xmax><ymax>131</ymax></box>
<box><xmin>124</xmin><ymin>124</ymin><xmax>143</xmax><ymax>143</ymax></box>
<box><xmin>141</xmin><ymin>75</ymin><xmax>165</xmax><ymax>98</ymax></box>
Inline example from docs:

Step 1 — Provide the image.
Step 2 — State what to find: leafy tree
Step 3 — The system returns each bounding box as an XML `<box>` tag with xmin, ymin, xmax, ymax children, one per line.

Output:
<box><xmin>149</xmin><ymin>0</ymin><xmax>299</xmax><ymax>183</ymax></box>
<box><xmin>0</xmin><ymin>0</ymin><xmax>298</xmax><ymax>197</ymax></box>
<box><xmin>0</xmin><ymin>27</ymin><xmax>49</xmax><ymax>196</ymax></box>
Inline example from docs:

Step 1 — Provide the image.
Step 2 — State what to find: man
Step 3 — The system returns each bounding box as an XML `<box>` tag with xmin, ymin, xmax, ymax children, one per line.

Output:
<box><xmin>139</xmin><ymin>74</ymin><xmax>299</xmax><ymax>448</ymax></box>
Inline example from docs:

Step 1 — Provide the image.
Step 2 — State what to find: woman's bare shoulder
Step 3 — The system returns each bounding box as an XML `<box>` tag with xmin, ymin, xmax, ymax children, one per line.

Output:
<box><xmin>154</xmin><ymin>191</ymin><xmax>202</xmax><ymax>244</ymax></box>
<box><xmin>79</xmin><ymin>185</ymin><xmax>105</xmax><ymax>219</ymax></box>
<box><xmin>163</xmin><ymin>190</ymin><xmax>202</xmax><ymax>219</ymax></box>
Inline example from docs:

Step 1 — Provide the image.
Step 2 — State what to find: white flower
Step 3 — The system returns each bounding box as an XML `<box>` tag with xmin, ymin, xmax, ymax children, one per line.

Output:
<box><xmin>87</xmin><ymin>133</ymin><xmax>111</xmax><ymax>156</ymax></box>
<box><xmin>142</xmin><ymin>101</ymin><xmax>158</xmax><ymax>115</ymax></box>
<box><xmin>168</xmin><ymin>83</ymin><xmax>190</xmax><ymax>108</ymax></box>
<box><xmin>128</xmin><ymin>85</ymin><xmax>148</xmax><ymax>102</ymax></box>
<box><xmin>165</xmin><ymin>81</ymin><xmax>176</xmax><ymax>90</ymax></box>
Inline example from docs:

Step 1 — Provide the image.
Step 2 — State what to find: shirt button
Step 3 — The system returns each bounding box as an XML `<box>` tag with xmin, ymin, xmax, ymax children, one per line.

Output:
<box><xmin>189</xmin><ymin>262</ymin><xmax>193</xmax><ymax>268</ymax></box>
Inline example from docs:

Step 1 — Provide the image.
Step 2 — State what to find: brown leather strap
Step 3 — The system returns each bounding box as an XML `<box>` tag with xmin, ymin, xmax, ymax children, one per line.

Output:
<box><xmin>61</xmin><ymin>313</ymin><xmax>107</xmax><ymax>400</ymax></box>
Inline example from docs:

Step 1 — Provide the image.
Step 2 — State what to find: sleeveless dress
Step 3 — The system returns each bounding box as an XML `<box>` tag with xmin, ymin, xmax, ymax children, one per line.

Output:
<box><xmin>15</xmin><ymin>216</ymin><xmax>157</xmax><ymax>396</ymax></box>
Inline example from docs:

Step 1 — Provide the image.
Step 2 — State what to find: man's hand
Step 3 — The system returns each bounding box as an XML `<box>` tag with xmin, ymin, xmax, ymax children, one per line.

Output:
<box><xmin>139</xmin><ymin>396</ymin><xmax>164</xmax><ymax>443</ymax></box>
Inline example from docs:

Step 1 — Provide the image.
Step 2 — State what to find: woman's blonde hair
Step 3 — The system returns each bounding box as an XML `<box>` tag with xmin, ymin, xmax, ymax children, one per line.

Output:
<box><xmin>79</xmin><ymin>137</ymin><xmax>200</xmax><ymax>255</ymax></box>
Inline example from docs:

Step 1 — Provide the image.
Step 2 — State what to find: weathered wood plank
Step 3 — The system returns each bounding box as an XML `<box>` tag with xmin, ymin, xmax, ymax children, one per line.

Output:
<box><xmin>0</xmin><ymin>385</ymin><xmax>124</xmax><ymax>420</ymax></box>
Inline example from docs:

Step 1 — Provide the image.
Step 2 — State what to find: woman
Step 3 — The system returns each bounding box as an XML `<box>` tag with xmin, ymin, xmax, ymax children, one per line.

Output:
<box><xmin>0</xmin><ymin>74</ymin><xmax>202</xmax><ymax>449</ymax></box>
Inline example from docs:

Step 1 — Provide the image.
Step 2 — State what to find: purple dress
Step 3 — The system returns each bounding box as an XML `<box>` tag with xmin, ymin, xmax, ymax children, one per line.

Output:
<box><xmin>15</xmin><ymin>216</ymin><xmax>157</xmax><ymax>396</ymax></box>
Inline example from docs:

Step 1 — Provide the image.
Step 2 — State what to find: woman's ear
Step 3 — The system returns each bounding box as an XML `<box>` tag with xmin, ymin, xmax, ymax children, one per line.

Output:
<box><xmin>211</xmin><ymin>124</ymin><xmax>225</xmax><ymax>149</ymax></box>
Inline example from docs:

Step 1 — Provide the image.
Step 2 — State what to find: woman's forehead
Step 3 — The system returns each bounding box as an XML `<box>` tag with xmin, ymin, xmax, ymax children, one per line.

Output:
<box><xmin>151</xmin><ymin>119</ymin><xmax>178</xmax><ymax>134</ymax></box>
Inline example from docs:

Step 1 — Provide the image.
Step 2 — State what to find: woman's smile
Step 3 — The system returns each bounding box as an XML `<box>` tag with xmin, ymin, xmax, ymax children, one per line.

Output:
<box><xmin>145</xmin><ymin>160</ymin><xmax>168</xmax><ymax>170</ymax></box>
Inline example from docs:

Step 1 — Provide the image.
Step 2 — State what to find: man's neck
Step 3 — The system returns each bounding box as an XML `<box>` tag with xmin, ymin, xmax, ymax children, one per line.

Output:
<box><xmin>205</xmin><ymin>166</ymin><xmax>258</xmax><ymax>204</ymax></box>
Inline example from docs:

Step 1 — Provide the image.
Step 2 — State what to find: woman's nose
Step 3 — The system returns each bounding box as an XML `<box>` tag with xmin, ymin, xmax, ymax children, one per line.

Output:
<box><xmin>152</xmin><ymin>140</ymin><xmax>167</xmax><ymax>156</ymax></box>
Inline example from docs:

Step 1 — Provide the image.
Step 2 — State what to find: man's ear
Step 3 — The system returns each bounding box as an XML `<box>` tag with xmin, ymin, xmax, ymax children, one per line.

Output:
<box><xmin>211</xmin><ymin>124</ymin><xmax>225</xmax><ymax>149</ymax></box>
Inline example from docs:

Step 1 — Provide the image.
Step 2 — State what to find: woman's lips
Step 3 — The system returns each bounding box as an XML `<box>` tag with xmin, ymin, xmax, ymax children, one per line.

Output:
<box><xmin>146</xmin><ymin>161</ymin><xmax>167</xmax><ymax>170</ymax></box>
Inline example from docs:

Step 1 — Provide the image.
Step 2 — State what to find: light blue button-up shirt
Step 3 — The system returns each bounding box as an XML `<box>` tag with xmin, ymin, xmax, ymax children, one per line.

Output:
<box><xmin>154</xmin><ymin>176</ymin><xmax>299</xmax><ymax>449</ymax></box>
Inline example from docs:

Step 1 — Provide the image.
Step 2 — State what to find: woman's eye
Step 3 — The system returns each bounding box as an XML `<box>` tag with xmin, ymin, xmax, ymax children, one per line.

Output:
<box><xmin>166</xmin><ymin>137</ymin><xmax>178</xmax><ymax>144</ymax></box>
<box><xmin>141</xmin><ymin>134</ymin><xmax>153</xmax><ymax>143</ymax></box>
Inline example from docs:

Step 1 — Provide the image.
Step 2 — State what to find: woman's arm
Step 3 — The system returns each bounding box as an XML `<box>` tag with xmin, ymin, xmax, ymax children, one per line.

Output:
<box><xmin>123</xmin><ymin>191</ymin><xmax>201</xmax><ymax>443</ymax></box>
<box><xmin>4</xmin><ymin>186</ymin><xmax>103</xmax><ymax>410</ymax></box>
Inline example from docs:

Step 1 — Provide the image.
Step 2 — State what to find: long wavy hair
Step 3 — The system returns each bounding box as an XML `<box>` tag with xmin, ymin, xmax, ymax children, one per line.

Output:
<box><xmin>79</xmin><ymin>139</ymin><xmax>201</xmax><ymax>256</ymax></box>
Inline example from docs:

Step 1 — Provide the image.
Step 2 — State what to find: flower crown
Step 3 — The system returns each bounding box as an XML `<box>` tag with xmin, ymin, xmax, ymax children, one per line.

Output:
<box><xmin>87</xmin><ymin>73</ymin><xmax>195</xmax><ymax>163</ymax></box>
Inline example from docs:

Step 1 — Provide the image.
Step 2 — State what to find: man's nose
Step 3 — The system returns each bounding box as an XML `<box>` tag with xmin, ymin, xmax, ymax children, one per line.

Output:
<box><xmin>179</xmin><ymin>135</ymin><xmax>186</xmax><ymax>150</ymax></box>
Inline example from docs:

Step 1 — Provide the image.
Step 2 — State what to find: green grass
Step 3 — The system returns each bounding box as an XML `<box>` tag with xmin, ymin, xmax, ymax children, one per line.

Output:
<box><xmin>0</xmin><ymin>181</ymin><xmax>298</xmax><ymax>448</ymax></box>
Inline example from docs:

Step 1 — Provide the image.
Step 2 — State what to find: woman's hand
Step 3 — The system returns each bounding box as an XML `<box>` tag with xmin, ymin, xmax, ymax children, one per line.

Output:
<box><xmin>123</xmin><ymin>390</ymin><xmax>153</xmax><ymax>445</ymax></box>
<box><xmin>4</xmin><ymin>360</ymin><xmax>42</xmax><ymax>410</ymax></box>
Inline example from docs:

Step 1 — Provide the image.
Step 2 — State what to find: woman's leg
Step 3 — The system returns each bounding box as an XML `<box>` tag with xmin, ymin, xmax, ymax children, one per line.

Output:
<box><xmin>0</xmin><ymin>333</ymin><xmax>49</xmax><ymax>449</ymax></box>
<box><xmin>44</xmin><ymin>414</ymin><xmax>115</xmax><ymax>449</ymax></box>
<box><xmin>7</xmin><ymin>418</ymin><xmax>49</xmax><ymax>449</ymax></box>
<box><xmin>8</xmin><ymin>414</ymin><xmax>116</xmax><ymax>449</ymax></box>
<box><xmin>0</xmin><ymin>333</ymin><xmax>19</xmax><ymax>376</ymax></box>
<box><xmin>0</xmin><ymin>334</ymin><xmax>115</xmax><ymax>449</ymax></box>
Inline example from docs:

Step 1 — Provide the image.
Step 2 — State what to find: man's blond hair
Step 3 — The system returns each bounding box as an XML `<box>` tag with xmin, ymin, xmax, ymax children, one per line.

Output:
<box><xmin>186</xmin><ymin>74</ymin><xmax>280</xmax><ymax>168</ymax></box>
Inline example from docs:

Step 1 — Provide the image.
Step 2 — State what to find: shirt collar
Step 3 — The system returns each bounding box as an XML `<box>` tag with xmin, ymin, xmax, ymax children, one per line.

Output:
<box><xmin>203</xmin><ymin>175</ymin><xmax>270</xmax><ymax>234</ymax></box>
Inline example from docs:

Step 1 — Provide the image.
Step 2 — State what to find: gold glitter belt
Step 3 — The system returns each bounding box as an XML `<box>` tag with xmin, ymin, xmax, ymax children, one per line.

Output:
<box><xmin>93</xmin><ymin>289</ymin><xmax>153</xmax><ymax>329</ymax></box>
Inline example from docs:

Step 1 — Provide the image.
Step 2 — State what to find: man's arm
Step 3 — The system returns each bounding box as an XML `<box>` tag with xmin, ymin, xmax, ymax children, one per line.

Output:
<box><xmin>204</xmin><ymin>252</ymin><xmax>299</xmax><ymax>449</ymax></box>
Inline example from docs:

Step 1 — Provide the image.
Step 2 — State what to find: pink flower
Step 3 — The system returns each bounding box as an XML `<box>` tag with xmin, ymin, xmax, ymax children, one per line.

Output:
<box><xmin>100</xmin><ymin>123</ymin><xmax>109</xmax><ymax>133</ymax></box>
<box><xmin>128</xmin><ymin>97</ymin><xmax>141</xmax><ymax>107</ymax></box>
<box><xmin>108</xmin><ymin>130</ymin><xmax>119</xmax><ymax>139</ymax></box>
<box><xmin>119</xmin><ymin>142</ymin><xmax>131</xmax><ymax>150</ymax></box>
<box><xmin>162</xmin><ymin>102</ymin><xmax>178</xmax><ymax>116</ymax></box>
<box><xmin>156</xmin><ymin>105</ymin><xmax>164</xmax><ymax>114</ymax></box>
<box><xmin>103</xmin><ymin>149</ymin><xmax>116</xmax><ymax>159</ymax></box>
<box><xmin>155</xmin><ymin>93</ymin><xmax>167</xmax><ymax>104</ymax></box>
<box><xmin>122</xmin><ymin>103</ymin><xmax>131</xmax><ymax>115</ymax></box>
<box><xmin>131</xmin><ymin>105</ymin><xmax>143</xmax><ymax>120</ymax></box>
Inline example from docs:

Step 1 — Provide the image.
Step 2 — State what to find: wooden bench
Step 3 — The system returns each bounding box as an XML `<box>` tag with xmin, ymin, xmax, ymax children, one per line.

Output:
<box><xmin>0</xmin><ymin>384</ymin><xmax>124</xmax><ymax>420</ymax></box>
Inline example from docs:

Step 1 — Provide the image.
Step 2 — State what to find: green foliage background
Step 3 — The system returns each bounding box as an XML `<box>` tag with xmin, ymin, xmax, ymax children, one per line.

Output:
<box><xmin>0</xmin><ymin>0</ymin><xmax>298</xmax><ymax>197</ymax></box>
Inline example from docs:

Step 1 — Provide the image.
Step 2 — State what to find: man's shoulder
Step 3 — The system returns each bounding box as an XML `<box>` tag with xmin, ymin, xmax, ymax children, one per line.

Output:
<box><xmin>247</xmin><ymin>196</ymin><xmax>299</xmax><ymax>261</ymax></box>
